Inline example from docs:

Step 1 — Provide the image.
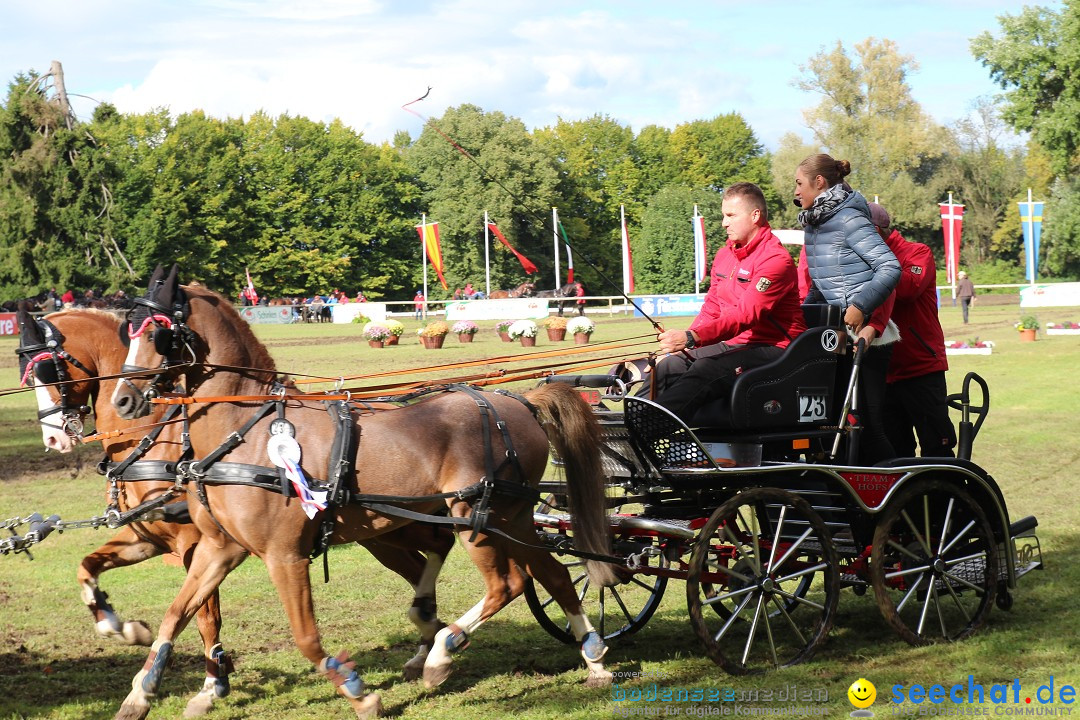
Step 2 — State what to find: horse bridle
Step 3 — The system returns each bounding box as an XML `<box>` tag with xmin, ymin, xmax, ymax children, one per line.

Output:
<box><xmin>119</xmin><ymin>291</ymin><xmax>197</xmax><ymax>413</ymax></box>
<box><xmin>16</xmin><ymin>318</ymin><xmax>94</xmax><ymax>440</ymax></box>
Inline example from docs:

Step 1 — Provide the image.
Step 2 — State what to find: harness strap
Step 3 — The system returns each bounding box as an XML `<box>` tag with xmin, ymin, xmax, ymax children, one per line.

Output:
<box><xmin>189</xmin><ymin>399</ymin><xmax>279</xmax><ymax>475</ymax></box>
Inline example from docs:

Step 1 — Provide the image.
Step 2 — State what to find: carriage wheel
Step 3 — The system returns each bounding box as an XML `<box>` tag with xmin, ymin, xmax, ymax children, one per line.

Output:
<box><xmin>524</xmin><ymin>523</ymin><xmax>671</xmax><ymax>644</ymax></box>
<box><xmin>870</xmin><ymin>478</ymin><xmax>998</xmax><ymax>645</ymax></box>
<box><xmin>686</xmin><ymin>487</ymin><xmax>839</xmax><ymax>675</ymax></box>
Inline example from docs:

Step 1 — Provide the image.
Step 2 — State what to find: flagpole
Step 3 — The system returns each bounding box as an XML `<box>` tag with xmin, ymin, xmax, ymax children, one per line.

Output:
<box><xmin>1026</xmin><ymin>188</ymin><xmax>1035</xmax><ymax>285</ymax></box>
<box><xmin>552</xmin><ymin>207</ymin><xmax>561</xmax><ymax>290</ymax></box>
<box><xmin>693</xmin><ymin>205</ymin><xmax>701</xmax><ymax>295</ymax></box>
<box><xmin>421</xmin><ymin>212</ymin><xmax>428</xmax><ymax>305</ymax></box>
<box><xmin>620</xmin><ymin>204</ymin><xmax>627</xmax><ymax>294</ymax></box>
<box><xmin>484</xmin><ymin>210</ymin><xmax>491</xmax><ymax>297</ymax></box>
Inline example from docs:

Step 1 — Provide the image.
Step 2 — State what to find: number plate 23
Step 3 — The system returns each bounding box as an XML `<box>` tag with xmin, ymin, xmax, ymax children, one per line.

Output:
<box><xmin>797</xmin><ymin>388</ymin><xmax>828</xmax><ymax>423</ymax></box>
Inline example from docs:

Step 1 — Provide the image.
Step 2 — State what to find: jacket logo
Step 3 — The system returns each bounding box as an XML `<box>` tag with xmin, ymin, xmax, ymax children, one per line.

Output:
<box><xmin>755</xmin><ymin>277</ymin><xmax>772</xmax><ymax>292</ymax></box>
<box><xmin>909</xmin><ymin>265</ymin><xmax>923</xmax><ymax>275</ymax></box>
<box><xmin>738</xmin><ymin>268</ymin><xmax>751</xmax><ymax>276</ymax></box>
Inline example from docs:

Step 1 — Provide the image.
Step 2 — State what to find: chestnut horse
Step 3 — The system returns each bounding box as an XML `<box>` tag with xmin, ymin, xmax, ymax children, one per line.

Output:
<box><xmin>16</xmin><ymin>305</ymin><xmax>457</xmax><ymax>717</ymax></box>
<box><xmin>108</xmin><ymin>265</ymin><xmax>615</xmax><ymax>719</ymax></box>
<box><xmin>487</xmin><ymin>281</ymin><xmax>536</xmax><ymax>299</ymax></box>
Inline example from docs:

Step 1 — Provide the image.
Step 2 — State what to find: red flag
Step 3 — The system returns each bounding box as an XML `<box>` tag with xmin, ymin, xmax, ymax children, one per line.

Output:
<box><xmin>939</xmin><ymin>199</ymin><xmax>965</xmax><ymax>286</ymax></box>
<box><xmin>416</xmin><ymin>222</ymin><xmax>449</xmax><ymax>290</ymax></box>
<box><xmin>486</xmin><ymin>223</ymin><xmax>537</xmax><ymax>274</ymax></box>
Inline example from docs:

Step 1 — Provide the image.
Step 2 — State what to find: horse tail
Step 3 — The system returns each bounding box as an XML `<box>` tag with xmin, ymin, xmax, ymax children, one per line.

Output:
<box><xmin>523</xmin><ymin>383</ymin><xmax>617</xmax><ymax>587</ymax></box>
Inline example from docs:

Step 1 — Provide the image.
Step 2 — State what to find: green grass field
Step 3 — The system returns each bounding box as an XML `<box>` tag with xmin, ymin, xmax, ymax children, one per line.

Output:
<box><xmin>1</xmin><ymin>302</ymin><xmax>1078</xmax><ymax>719</ymax></box>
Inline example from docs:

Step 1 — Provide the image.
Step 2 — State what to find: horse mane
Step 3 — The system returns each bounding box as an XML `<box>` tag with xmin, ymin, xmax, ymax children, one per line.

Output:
<box><xmin>48</xmin><ymin>307</ymin><xmax>122</xmax><ymax>326</ymax></box>
<box><xmin>184</xmin><ymin>284</ymin><xmax>279</xmax><ymax>375</ymax></box>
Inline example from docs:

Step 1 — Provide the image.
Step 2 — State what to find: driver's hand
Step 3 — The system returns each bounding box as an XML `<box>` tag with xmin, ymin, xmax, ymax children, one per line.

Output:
<box><xmin>657</xmin><ymin>329</ymin><xmax>686</xmax><ymax>354</ymax></box>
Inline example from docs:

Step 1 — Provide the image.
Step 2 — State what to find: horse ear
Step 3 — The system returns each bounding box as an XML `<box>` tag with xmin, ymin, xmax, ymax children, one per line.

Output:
<box><xmin>147</xmin><ymin>264</ymin><xmax>165</xmax><ymax>290</ymax></box>
<box><xmin>17</xmin><ymin>305</ymin><xmax>45</xmax><ymax>346</ymax></box>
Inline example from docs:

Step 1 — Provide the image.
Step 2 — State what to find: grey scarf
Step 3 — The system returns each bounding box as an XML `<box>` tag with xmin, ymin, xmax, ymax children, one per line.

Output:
<box><xmin>798</xmin><ymin>183</ymin><xmax>850</xmax><ymax>227</ymax></box>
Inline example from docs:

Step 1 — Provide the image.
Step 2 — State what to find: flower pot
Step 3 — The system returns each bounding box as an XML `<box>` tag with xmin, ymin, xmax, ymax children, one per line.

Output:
<box><xmin>458</xmin><ymin>333</ymin><xmax>474</xmax><ymax>343</ymax></box>
<box><xmin>421</xmin><ymin>335</ymin><xmax>446</xmax><ymax>349</ymax></box>
<box><xmin>546</xmin><ymin>328</ymin><xmax>567</xmax><ymax>341</ymax></box>
<box><xmin>367</xmin><ymin>340</ymin><xmax>385</xmax><ymax>348</ymax></box>
<box><xmin>519</xmin><ymin>336</ymin><xmax>537</xmax><ymax>347</ymax></box>
<box><xmin>386</xmin><ymin>335</ymin><xmax>399</xmax><ymax>346</ymax></box>
<box><xmin>498</xmin><ymin>332</ymin><xmax>512</xmax><ymax>342</ymax></box>
<box><xmin>1019</xmin><ymin>328</ymin><xmax>1037</xmax><ymax>342</ymax></box>
<box><xmin>574</xmin><ymin>333</ymin><xmax>591</xmax><ymax>345</ymax></box>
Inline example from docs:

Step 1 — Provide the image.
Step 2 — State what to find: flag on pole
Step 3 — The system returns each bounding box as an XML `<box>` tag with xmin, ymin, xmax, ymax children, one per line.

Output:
<box><xmin>244</xmin><ymin>267</ymin><xmax>258</xmax><ymax>304</ymax></box>
<box><xmin>486</xmin><ymin>222</ymin><xmax>538</xmax><ymax>274</ymax></box>
<box><xmin>1018</xmin><ymin>191</ymin><xmax>1044</xmax><ymax>284</ymax></box>
<box><xmin>939</xmin><ymin>196</ymin><xmax>965</xmax><ymax>287</ymax></box>
<box><xmin>416</xmin><ymin>221</ymin><xmax>448</xmax><ymax>289</ymax></box>
<box><xmin>620</xmin><ymin>205</ymin><xmax>634</xmax><ymax>294</ymax></box>
<box><xmin>693</xmin><ymin>206</ymin><xmax>708</xmax><ymax>284</ymax></box>
<box><xmin>557</xmin><ymin>221</ymin><xmax>574</xmax><ymax>284</ymax></box>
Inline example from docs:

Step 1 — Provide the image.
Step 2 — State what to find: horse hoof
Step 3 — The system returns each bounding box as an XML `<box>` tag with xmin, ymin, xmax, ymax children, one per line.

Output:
<box><xmin>422</xmin><ymin>661</ymin><xmax>452</xmax><ymax>690</ymax></box>
<box><xmin>402</xmin><ymin>655</ymin><xmax>425</xmax><ymax>682</ymax></box>
<box><xmin>585</xmin><ymin>670</ymin><xmax>613</xmax><ymax>688</ymax></box>
<box><xmin>114</xmin><ymin>702</ymin><xmax>151</xmax><ymax>720</ymax></box>
<box><xmin>350</xmin><ymin>692</ymin><xmax>383</xmax><ymax>719</ymax></box>
<box><xmin>122</xmin><ymin>621</ymin><xmax>154</xmax><ymax>646</ymax></box>
<box><xmin>182</xmin><ymin>690</ymin><xmax>215</xmax><ymax>718</ymax></box>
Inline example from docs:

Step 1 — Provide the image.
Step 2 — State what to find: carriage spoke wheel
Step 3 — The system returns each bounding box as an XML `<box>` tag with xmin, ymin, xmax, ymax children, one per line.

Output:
<box><xmin>686</xmin><ymin>487</ymin><xmax>839</xmax><ymax>675</ymax></box>
<box><xmin>525</xmin><ymin>523</ymin><xmax>670</xmax><ymax>644</ymax></box>
<box><xmin>870</xmin><ymin>479</ymin><xmax>998</xmax><ymax>646</ymax></box>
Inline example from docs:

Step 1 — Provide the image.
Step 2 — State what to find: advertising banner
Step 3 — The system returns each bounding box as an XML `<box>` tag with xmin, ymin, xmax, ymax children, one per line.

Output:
<box><xmin>0</xmin><ymin>312</ymin><xmax>16</xmax><ymax>336</ymax></box>
<box><xmin>238</xmin><ymin>306</ymin><xmax>296</xmax><ymax>325</ymax></box>
<box><xmin>1020</xmin><ymin>282</ymin><xmax>1080</xmax><ymax>308</ymax></box>
<box><xmin>632</xmin><ymin>295</ymin><xmax>706</xmax><ymax>318</ymax></box>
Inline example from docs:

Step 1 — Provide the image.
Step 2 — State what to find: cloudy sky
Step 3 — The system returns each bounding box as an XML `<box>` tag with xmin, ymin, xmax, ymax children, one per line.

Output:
<box><xmin>0</xmin><ymin>0</ymin><xmax>1050</xmax><ymax>149</ymax></box>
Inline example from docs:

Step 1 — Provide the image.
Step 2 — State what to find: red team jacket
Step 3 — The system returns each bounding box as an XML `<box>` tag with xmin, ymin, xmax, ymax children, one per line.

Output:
<box><xmin>882</xmin><ymin>230</ymin><xmax>947</xmax><ymax>383</ymax></box>
<box><xmin>690</xmin><ymin>225</ymin><xmax>805</xmax><ymax>349</ymax></box>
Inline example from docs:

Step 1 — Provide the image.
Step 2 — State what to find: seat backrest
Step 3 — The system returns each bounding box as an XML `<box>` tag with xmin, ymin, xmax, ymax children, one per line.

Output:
<box><xmin>727</xmin><ymin>325</ymin><xmax>846</xmax><ymax>430</ymax></box>
<box><xmin>802</xmin><ymin>303</ymin><xmax>842</xmax><ymax>328</ymax></box>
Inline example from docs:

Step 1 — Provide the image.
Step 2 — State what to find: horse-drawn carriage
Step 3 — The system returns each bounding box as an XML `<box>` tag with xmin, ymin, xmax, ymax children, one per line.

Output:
<box><xmin>526</xmin><ymin>303</ymin><xmax>1042</xmax><ymax>673</ymax></box>
<box><xmin>7</xmin><ymin>268</ymin><xmax>1043</xmax><ymax>717</ymax></box>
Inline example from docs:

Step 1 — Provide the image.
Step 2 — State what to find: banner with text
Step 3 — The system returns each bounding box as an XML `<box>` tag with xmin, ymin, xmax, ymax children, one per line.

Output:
<box><xmin>632</xmin><ymin>294</ymin><xmax>706</xmax><ymax>318</ymax></box>
<box><xmin>0</xmin><ymin>312</ymin><xmax>16</xmax><ymax>336</ymax></box>
<box><xmin>238</xmin><ymin>306</ymin><xmax>296</xmax><ymax>325</ymax></box>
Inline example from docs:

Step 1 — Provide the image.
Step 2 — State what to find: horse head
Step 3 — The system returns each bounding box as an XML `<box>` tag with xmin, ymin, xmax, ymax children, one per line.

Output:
<box><xmin>15</xmin><ymin>302</ymin><xmax>103</xmax><ymax>452</ymax></box>
<box><xmin>515</xmin><ymin>281</ymin><xmax>536</xmax><ymax>298</ymax></box>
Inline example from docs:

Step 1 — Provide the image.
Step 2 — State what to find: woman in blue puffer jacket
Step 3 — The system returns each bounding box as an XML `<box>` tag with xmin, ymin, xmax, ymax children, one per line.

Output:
<box><xmin>795</xmin><ymin>153</ymin><xmax>901</xmax><ymax>464</ymax></box>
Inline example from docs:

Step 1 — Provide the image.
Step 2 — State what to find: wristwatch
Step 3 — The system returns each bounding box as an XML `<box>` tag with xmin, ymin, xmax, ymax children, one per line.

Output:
<box><xmin>684</xmin><ymin>330</ymin><xmax>697</xmax><ymax>350</ymax></box>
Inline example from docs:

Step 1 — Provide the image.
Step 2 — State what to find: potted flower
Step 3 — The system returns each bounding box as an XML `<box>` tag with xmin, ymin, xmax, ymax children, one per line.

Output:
<box><xmin>495</xmin><ymin>320</ymin><xmax>514</xmax><ymax>342</ymax></box>
<box><xmin>1015</xmin><ymin>316</ymin><xmax>1039</xmax><ymax>342</ymax></box>
<box><xmin>362</xmin><ymin>323</ymin><xmax>391</xmax><ymax>348</ymax></box>
<box><xmin>567</xmin><ymin>316</ymin><xmax>596</xmax><ymax>345</ymax></box>
<box><xmin>383</xmin><ymin>319</ymin><xmax>405</xmax><ymax>345</ymax></box>
<box><xmin>945</xmin><ymin>338</ymin><xmax>994</xmax><ymax>356</ymax></box>
<box><xmin>543</xmin><ymin>315</ymin><xmax>568</xmax><ymax>341</ymax></box>
<box><xmin>417</xmin><ymin>320</ymin><xmax>450</xmax><ymax>349</ymax></box>
<box><xmin>507</xmin><ymin>319</ymin><xmax>539</xmax><ymax>347</ymax></box>
<box><xmin>1046</xmin><ymin>321</ymin><xmax>1080</xmax><ymax>335</ymax></box>
<box><xmin>452</xmin><ymin>320</ymin><xmax>479</xmax><ymax>343</ymax></box>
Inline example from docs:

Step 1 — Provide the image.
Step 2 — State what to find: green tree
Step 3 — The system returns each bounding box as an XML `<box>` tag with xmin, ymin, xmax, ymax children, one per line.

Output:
<box><xmin>634</xmin><ymin>185</ymin><xmax>724</xmax><ymax>294</ymax></box>
<box><xmin>406</xmin><ymin>104</ymin><xmax>559</xmax><ymax>297</ymax></box>
<box><xmin>795</xmin><ymin>38</ymin><xmax>949</xmax><ymax>247</ymax></box>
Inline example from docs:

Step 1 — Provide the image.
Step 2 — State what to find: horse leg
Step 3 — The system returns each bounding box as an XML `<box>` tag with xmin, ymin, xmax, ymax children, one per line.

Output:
<box><xmin>77</xmin><ymin>528</ymin><xmax>160</xmax><ymax>646</ymax></box>
<box><xmin>115</xmin><ymin>542</ymin><xmax>248</xmax><ymax>720</ymax></box>
<box><xmin>495</xmin><ymin>518</ymin><xmax>613</xmax><ymax>687</ymax></box>
<box><xmin>422</xmin><ymin>524</ymin><xmax>527</xmax><ymax>689</ymax></box>
<box><xmin>264</xmin><ymin>556</ymin><xmax>382</xmax><ymax>719</ymax></box>
<box><xmin>181</xmin><ymin>589</ymin><xmax>232</xmax><ymax>718</ymax></box>
<box><xmin>359</xmin><ymin>533</ymin><xmax>451</xmax><ymax>680</ymax></box>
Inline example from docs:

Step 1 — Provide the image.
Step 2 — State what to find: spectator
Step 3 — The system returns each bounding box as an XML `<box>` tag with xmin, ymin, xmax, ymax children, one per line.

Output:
<box><xmin>870</xmin><ymin>203</ymin><xmax>956</xmax><ymax>458</ymax></box>
<box><xmin>795</xmin><ymin>153</ymin><xmax>901</xmax><ymax>464</ymax></box>
<box><xmin>61</xmin><ymin>289</ymin><xmax>75</xmax><ymax>306</ymax></box>
<box><xmin>652</xmin><ymin>182</ymin><xmax>805</xmax><ymax>424</ymax></box>
<box><xmin>575</xmin><ymin>282</ymin><xmax>586</xmax><ymax>316</ymax></box>
<box><xmin>957</xmin><ymin>271</ymin><xmax>976</xmax><ymax>324</ymax></box>
<box><xmin>414</xmin><ymin>290</ymin><xmax>425</xmax><ymax>320</ymax></box>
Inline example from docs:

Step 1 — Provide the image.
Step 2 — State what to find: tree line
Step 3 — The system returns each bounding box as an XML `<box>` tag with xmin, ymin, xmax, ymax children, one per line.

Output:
<box><xmin>2</xmin><ymin>9</ymin><xmax>1078</xmax><ymax>302</ymax></box>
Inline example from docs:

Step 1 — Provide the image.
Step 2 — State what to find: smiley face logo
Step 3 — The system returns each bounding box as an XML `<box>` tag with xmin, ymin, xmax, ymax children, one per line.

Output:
<box><xmin>848</xmin><ymin>678</ymin><xmax>877</xmax><ymax>711</ymax></box>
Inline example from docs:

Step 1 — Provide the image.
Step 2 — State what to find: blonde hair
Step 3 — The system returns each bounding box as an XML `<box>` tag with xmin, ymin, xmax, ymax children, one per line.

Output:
<box><xmin>798</xmin><ymin>154</ymin><xmax>852</xmax><ymax>188</ymax></box>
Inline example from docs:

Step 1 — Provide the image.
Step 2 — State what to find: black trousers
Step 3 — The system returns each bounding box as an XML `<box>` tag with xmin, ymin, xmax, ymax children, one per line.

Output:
<box><xmin>854</xmin><ymin>344</ymin><xmax>896</xmax><ymax>465</ymax></box>
<box><xmin>654</xmin><ymin>344</ymin><xmax>784</xmax><ymax>423</ymax></box>
<box><xmin>884</xmin><ymin>371</ymin><xmax>956</xmax><ymax>458</ymax></box>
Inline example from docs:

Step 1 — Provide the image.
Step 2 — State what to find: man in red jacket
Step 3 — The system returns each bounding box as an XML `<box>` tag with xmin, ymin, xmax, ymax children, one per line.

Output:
<box><xmin>654</xmin><ymin>182</ymin><xmax>805</xmax><ymax>423</ymax></box>
<box><xmin>869</xmin><ymin>203</ymin><xmax>956</xmax><ymax>457</ymax></box>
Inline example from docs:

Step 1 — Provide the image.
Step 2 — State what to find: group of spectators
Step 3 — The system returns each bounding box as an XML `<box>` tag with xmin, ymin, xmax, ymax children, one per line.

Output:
<box><xmin>652</xmin><ymin>153</ymin><xmax>964</xmax><ymax>462</ymax></box>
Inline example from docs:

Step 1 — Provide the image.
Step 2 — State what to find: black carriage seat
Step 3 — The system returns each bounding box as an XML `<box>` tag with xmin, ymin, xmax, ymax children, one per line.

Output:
<box><xmin>686</xmin><ymin>304</ymin><xmax>847</xmax><ymax>431</ymax></box>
